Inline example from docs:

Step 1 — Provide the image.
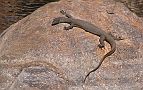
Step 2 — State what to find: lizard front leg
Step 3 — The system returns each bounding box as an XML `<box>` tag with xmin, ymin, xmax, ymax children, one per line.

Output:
<box><xmin>64</xmin><ymin>23</ymin><xmax>75</xmax><ymax>30</ymax></box>
<box><xmin>98</xmin><ymin>35</ymin><xmax>105</xmax><ymax>48</ymax></box>
<box><xmin>60</xmin><ymin>10</ymin><xmax>73</xmax><ymax>18</ymax></box>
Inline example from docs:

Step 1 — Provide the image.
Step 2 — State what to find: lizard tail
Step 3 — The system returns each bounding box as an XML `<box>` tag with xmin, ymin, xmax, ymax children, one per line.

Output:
<box><xmin>83</xmin><ymin>43</ymin><xmax>116</xmax><ymax>83</ymax></box>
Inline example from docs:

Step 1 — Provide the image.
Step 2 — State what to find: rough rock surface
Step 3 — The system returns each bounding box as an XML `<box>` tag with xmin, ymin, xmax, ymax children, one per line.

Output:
<box><xmin>0</xmin><ymin>0</ymin><xmax>143</xmax><ymax>90</ymax></box>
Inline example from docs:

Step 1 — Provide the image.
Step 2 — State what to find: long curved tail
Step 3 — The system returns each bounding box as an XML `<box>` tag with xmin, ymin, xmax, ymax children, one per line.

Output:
<box><xmin>83</xmin><ymin>42</ymin><xmax>116</xmax><ymax>83</ymax></box>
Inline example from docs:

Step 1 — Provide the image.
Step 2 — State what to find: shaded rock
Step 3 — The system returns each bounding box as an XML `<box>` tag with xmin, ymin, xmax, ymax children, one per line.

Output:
<box><xmin>0</xmin><ymin>0</ymin><xmax>143</xmax><ymax>90</ymax></box>
<box><xmin>118</xmin><ymin>0</ymin><xmax>143</xmax><ymax>17</ymax></box>
<box><xmin>0</xmin><ymin>0</ymin><xmax>60</xmax><ymax>34</ymax></box>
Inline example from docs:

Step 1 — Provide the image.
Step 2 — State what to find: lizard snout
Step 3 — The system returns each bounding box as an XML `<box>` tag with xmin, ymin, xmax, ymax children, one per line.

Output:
<box><xmin>51</xmin><ymin>21</ymin><xmax>56</xmax><ymax>26</ymax></box>
<box><xmin>51</xmin><ymin>17</ymin><xmax>61</xmax><ymax>26</ymax></box>
<box><xmin>51</xmin><ymin>23</ymin><xmax>56</xmax><ymax>26</ymax></box>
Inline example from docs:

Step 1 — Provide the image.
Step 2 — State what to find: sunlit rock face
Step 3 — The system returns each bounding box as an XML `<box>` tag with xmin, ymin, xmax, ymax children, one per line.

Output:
<box><xmin>0</xmin><ymin>0</ymin><xmax>143</xmax><ymax>90</ymax></box>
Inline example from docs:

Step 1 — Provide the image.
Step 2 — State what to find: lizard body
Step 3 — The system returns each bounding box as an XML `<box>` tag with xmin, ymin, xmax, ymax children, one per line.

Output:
<box><xmin>52</xmin><ymin>10</ymin><xmax>116</xmax><ymax>82</ymax></box>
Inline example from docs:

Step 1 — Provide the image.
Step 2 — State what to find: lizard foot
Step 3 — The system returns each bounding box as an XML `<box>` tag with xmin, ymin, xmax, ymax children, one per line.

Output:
<box><xmin>98</xmin><ymin>44</ymin><xmax>104</xmax><ymax>48</ymax></box>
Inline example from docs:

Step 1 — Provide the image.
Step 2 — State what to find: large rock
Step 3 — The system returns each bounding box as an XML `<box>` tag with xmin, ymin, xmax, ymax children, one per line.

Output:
<box><xmin>0</xmin><ymin>0</ymin><xmax>143</xmax><ymax>90</ymax></box>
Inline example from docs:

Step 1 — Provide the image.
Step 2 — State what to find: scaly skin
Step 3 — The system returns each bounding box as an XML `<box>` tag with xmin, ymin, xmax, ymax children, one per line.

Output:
<box><xmin>52</xmin><ymin>10</ymin><xmax>116</xmax><ymax>83</ymax></box>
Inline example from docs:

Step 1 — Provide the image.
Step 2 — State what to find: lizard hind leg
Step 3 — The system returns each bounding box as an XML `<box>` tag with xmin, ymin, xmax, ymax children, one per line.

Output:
<box><xmin>60</xmin><ymin>10</ymin><xmax>73</xmax><ymax>18</ymax></box>
<box><xmin>98</xmin><ymin>35</ymin><xmax>105</xmax><ymax>48</ymax></box>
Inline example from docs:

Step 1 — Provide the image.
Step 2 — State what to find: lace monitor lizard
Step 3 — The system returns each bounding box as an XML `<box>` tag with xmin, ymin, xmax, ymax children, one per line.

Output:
<box><xmin>52</xmin><ymin>10</ymin><xmax>122</xmax><ymax>83</ymax></box>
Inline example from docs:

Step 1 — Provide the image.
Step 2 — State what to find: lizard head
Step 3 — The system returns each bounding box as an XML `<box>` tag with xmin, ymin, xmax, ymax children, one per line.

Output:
<box><xmin>51</xmin><ymin>17</ymin><xmax>66</xmax><ymax>26</ymax></box>
<box><xmin>52</xmin><ymin>17</ymin><xmax>62</xmax><ymax>26</ymax></box>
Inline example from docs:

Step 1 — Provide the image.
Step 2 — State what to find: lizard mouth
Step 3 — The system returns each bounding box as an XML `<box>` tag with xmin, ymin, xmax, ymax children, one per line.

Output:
<box><xmin>51</xmin><ymin>23</ymin><xmax>56</xmax><ymax>26</ymax></box>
